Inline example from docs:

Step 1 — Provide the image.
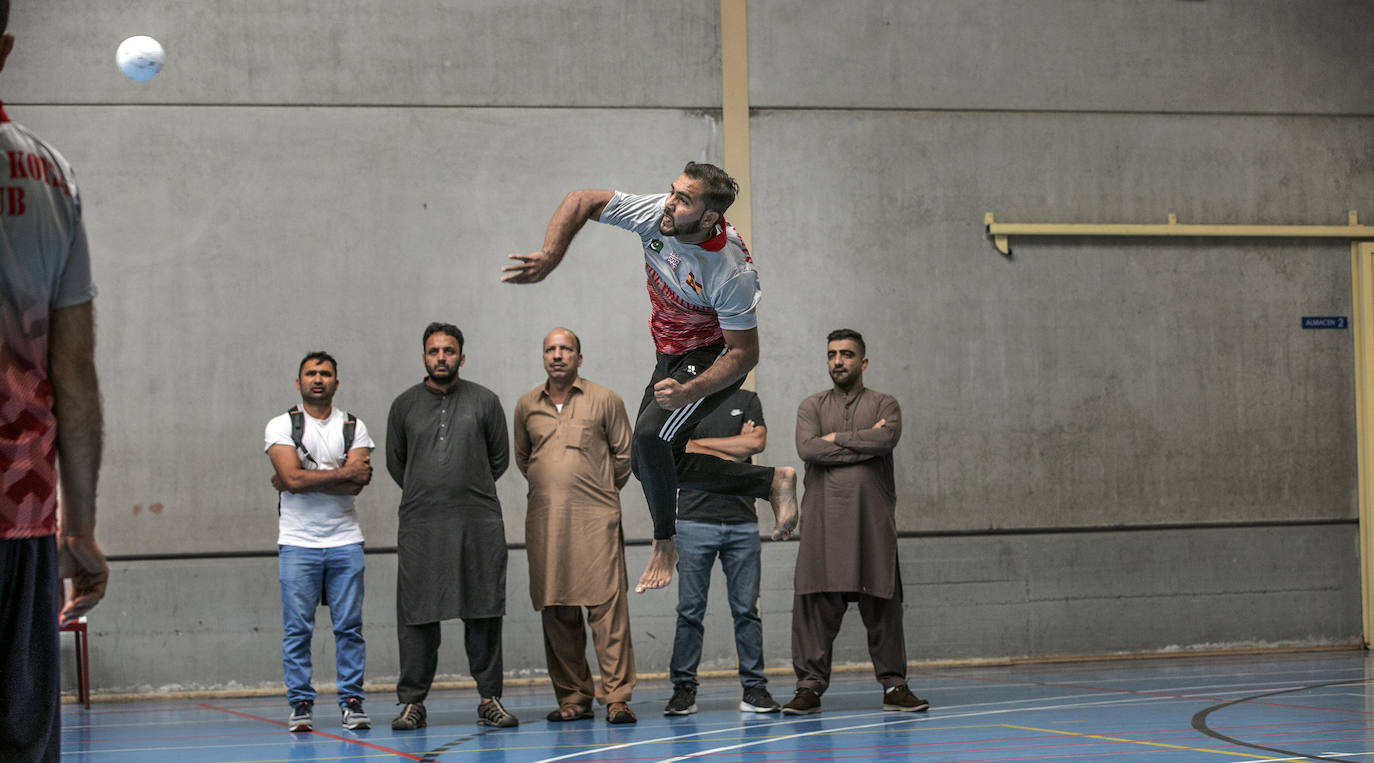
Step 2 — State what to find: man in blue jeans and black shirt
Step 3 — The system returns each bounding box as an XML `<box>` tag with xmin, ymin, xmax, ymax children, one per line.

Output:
<box><xmin>664</xmin><ymin>387</ymin><xmax>781</xmax><ymax>715</ymax></box>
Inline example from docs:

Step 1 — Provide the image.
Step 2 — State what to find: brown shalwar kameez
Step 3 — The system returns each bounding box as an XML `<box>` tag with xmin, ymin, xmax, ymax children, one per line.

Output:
<box><xmin>792</xmin><ymin>384</ymin><xmax>908</xmax><ymax>694</ymax></box>
<box><xmin>513</xmin><ymin>377</ymin><xmax>636</xmax><ymax>707</ymax></box>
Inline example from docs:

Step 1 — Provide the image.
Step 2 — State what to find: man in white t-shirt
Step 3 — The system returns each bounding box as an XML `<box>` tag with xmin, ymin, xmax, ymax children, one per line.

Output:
<box><xmin>265</xmin><ymin>352</ymin><xmax>375</xmax><ymax>732</ymax></box>
<box><xmin>502</xmin><ymin>162</ymin><xmax>798</xmax><ymax>596</ymax></box>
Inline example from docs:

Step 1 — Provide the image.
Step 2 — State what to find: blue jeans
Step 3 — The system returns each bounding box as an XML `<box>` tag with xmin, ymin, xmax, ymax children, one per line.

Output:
<box><xmin>279</xmin><ymin>543</ymin><xmax>365</xmax><ymax>706</ymax></box>
<box><xmin>670</xmin><ymin>519</ymin><xmax>766</xmax><ymax>689</ymax></box>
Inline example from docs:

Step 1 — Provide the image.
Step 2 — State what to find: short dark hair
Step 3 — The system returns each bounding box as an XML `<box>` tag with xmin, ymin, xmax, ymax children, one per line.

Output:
<box><xmin>298</xmin><ymin>351</ymin><xmax>338</xmax><ymax>376</ymax></box>
<box><xmin>826</xmin><ymin>328</ymin><xmax>866</xmax><ymax>356</ymax></box>
<box><xmin>681</xmin><ymin>161</ymin><xmax>738</xmax><ymax>215</ymax></box>
<box><xmin>423</xmin><ymin>322</ymin><xmax>464</xmax><ymax>352</ymax></box>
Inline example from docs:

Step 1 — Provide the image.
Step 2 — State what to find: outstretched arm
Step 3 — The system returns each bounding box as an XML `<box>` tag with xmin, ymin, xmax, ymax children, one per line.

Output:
<box><xmin>501</xmin><ymin>189</ymin><xmax>615</xmax><ymax>284</ymax></box>
<box><xmin>49</xmin><ymin>302</ymin><xmax>109</xmax><ymax>624</ymax></box>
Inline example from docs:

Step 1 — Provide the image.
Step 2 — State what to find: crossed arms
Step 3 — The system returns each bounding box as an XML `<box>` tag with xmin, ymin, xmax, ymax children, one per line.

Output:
<box><xmin>795</xmin><ymin>394</ymin><xmax>902</xmax><ymax>466</ymax></box>
<box><xmin>268</xmin><ymin>446</ymin><xmax>373</xmax><ymax>496</ymax></box>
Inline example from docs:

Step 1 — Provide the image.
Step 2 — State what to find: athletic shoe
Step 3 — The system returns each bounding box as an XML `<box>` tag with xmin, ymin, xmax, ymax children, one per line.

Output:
<box><xmin>477</xmin><ymin>697</ymin><xmax>519</xmax><ymax>728</ymax></box>
<box><xmin>664</xmin><ymin>685</ymin><xmax>697</xmax><ymax>715</ymax></box>
<box><xmin>391</xmin><ymin>702</ymin><xmax>426</xmax><ymax>730</ymax></box>
<box><xmin>288</xmin><ymin>700</ymin><xmax>313</xmax><ymax>732</ymax></box>
<box><xmin>781</xmin><ymin>688</ymin><xmax>821</xmax><ymax>715</ymax></box>
<box><xmin>606</xmin><ymin>701</ymin><xmax>637</xmax><ymax>724</ymax></box>
<box><xmin>882</xmin><ymin>684</ymin><xmax>930</xmax><ymax>712</ymax></box>
<box><xmin>340</xmin><ymin>697</ymin><xmax>371</xmax><ymax>730</ymax></box>
<box><xmin>739</xmin><ymin>686</ymin><xmax>781</xmax><ymax>713</ymax></box>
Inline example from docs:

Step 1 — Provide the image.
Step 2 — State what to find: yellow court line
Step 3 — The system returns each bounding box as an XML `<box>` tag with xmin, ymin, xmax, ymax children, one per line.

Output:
<box><xmin>1001</xmin><ymin>724</ymin><xmax>1277</xmax><ymax>760</ymax></box>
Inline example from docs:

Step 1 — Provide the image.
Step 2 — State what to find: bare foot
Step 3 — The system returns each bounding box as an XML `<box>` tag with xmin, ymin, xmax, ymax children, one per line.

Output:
<box><xmin>769</xmin><ymin>466</ymin><xmax>798</xmax><ymax>540</ymax></box>
<box><xmin>635</xmin><ymin>538</ymin><xmax>677</xmax><ymax>593</ymax></box>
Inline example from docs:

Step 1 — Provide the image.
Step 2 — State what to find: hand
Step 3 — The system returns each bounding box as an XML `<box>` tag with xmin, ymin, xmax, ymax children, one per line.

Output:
<box><xmin>500</xmin><ymin>250</ymin><xmax>563</xmax><ymax>284</ymax></box>
<box><xmin>820</xmin><ymin>432</ymin><xmax>836</xmax><ymax>442</ymax></box>
<box><xmin>740</xmin><ymin>421</ymin><xmax>756</xmax><ymax>435</ymax></box>
<box><xmin>872</xmin><ymin>418</ymin><xmax>886</xmax><ymax>429</ymax></box>
<box><xmin>57</xmin><ymin>533</ymin><xmax>109</xmax><ymax>625</ymax></box>
<box><xmin>653</xmin><ymin>378</ymin><xmax>695</xmax><ymax>410</ymax></box>
<box><xmin>341</xmin><ymin>453</ymin><xmax>372</xmax><ymax>484</ymax></box>
<box><xmin>270</xmin><ymin>473</ymin><xmax>285</xmax><ymax>491</ymax></box>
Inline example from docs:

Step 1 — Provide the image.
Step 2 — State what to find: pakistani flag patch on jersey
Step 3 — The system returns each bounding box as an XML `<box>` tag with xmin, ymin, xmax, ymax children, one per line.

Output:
<box><xmin>649</xmin><ymin>239</ymin><xmax>664</xmax><ymax>252</ymax></box>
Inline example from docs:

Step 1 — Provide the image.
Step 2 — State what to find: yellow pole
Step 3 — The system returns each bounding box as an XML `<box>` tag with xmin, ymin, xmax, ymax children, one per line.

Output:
<box><xmin>720</xmin><ymin>0</ymin><xmax>755</xmax><ymax>391</ymax></box>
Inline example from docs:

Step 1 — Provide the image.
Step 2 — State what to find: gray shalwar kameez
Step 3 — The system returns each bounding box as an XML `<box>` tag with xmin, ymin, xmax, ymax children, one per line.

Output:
<box><xmin>387</xmin><ymin>379</ymin><xmax>509</xmax><ymax>701</ymax></box>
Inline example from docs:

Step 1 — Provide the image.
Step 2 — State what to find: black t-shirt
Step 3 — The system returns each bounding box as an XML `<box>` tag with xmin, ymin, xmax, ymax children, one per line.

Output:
<box><xmin>676</xmin><ymin>388</ymin><xmax>765</xmax><ymax>524</ymax></box>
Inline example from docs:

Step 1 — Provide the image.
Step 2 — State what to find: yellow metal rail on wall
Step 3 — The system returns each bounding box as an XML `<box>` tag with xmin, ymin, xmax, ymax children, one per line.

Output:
<box><xmin>985</xmin><ymin>211</ymin><xmax>1373</xmax><ymax>255</ymax></box>
<box><xmin>985</xmin><ymin>210</ymin><xmax>1374</xmax><ymax>647</ymax></box>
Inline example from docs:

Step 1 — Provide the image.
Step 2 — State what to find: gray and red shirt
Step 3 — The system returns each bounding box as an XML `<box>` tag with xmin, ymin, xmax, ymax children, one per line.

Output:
<box><xmin>0</xmin><ymin>103</ymin><xmax>96</xmax><ymax>539</ymax></box>
<box><xmin>599</xmin><ymin>191</ymin><xmax>761</xmax><ymax>355</ymax></box>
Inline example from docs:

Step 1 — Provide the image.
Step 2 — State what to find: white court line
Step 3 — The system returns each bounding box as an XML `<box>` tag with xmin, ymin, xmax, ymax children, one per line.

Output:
<box><xmin>534</xmin><ymin>691</ymin><xmax>1196</xmax><ymax>763</ymax></box>
<box><xmin>655</xmin><ymin>686</ymin><xmax>1374</xmax><ymax>763</ymax></box>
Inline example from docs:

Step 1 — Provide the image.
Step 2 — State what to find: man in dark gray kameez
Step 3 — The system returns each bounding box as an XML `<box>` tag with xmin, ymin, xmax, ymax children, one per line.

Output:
<box><xmin>386</xmin><ymin>322</ymin><xmax>519</xmax><ymax>730</ymax></box>
<box><xmin>782</xmin><ymin>329</ymin><xmax>929</xmax><ymax>717</ymax></box>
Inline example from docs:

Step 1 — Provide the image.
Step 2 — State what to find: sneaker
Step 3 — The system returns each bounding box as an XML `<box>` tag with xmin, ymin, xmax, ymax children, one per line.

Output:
<box><xmin>781</xmin><ymin>688</ymin><xmax>821</xmax><ymax>716</ymax></box>
<box><xmin>882</xmin><ymin>684</ymin><xmax>930</xmax><ymax>712</ymax></box>
<box><xmin>391</xmin><ymin>702</ymin><xmax>426</xmax><ymax>730</ymax></box>
<box><xmin>341</xmin><ymin>697</ymin><xmax>371</xmax><ymax>730</ymax></box>
<box><xmin>739</xmin><ymin>686</ymin><xmax>781</xmax><ymax>713</ymax></box>
<box><xmin>663</xmin><ymin>685</ymin><xmax>697</xmax><ymax>716</ymax></box>
<box><xmin>476</xmin><ymin>697</ymin><xmax>519</xmax><ymax>728</ymax></box>
<box><xmin>606</xmin><ymin>701</ymin><xmax>637</xmax><ymax>724</ymax></box>
<box><xmin>288</xmin><ymin>700</ymin><xmax>313</xmax><ymax>732</ymax></box>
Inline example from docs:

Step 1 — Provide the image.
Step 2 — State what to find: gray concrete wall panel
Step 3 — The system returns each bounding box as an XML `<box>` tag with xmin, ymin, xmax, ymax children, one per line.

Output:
<box><xmin>750</xmin><ymin>109</ymin><xmax>1370</xmax><ymax>531</ymax></box>
<box><xmin>72</xmin><ymin>527</ymin><xmax>1356</xmax><ymax>693</ymax></box>
<box><xmin>748</xmin><ymin>0</ymin><xmax>1374</xmax><ymax>114</ymax></box>
<box><xmin>7</xmin><ymin>1</ymin><xmax>721</xmax><ymax>107</ymax></box>
<box><xmin>13</xmin><ymin>104</ymin><xmax>723</xmax><ymax>555</ymax></box>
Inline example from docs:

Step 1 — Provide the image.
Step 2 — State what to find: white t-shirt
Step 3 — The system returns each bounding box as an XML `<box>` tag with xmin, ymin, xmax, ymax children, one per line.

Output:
<box><xmin>599</xmin><ymin>191</ymin><xmax>761</xmax><ymax>355</ymax></box>
<box><xmin>264</xmin><ymin>407</ymin><xmax>375</xmax><ymax>548</ymax></box>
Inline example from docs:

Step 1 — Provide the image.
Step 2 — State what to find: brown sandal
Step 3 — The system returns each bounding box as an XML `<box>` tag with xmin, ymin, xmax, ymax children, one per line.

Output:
<box><xmin>606</xmin><ymin>701</ymin><xmax>637</xmax><ymax>724</ymax></box>
<box><xmin>546</xmin><ymin>704</ymin><xmax>593</xmax><ymax>722</ymax></box>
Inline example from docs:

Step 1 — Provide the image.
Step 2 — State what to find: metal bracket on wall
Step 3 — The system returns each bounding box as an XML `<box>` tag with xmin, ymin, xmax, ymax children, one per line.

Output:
<box><xmin>985</xmin><ymin>211</ymin><xmax>1373</xmax><ymax>256</ymax></box>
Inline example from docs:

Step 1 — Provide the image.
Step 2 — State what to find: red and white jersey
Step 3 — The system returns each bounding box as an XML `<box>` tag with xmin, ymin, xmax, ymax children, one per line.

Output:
<box><xmin>599</xmin><ymin>191</ymin><xmax>761</xmax><ymax>356</ymax></box>
<box><xmin>0</xmin><ymin>104</ymin><xmax>96</xmax><ymax>539</ymax></box>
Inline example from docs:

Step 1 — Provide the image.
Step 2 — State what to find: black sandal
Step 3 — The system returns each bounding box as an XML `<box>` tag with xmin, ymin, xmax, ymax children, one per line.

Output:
<box><xmin>546</xmin><ymin>704</ymin><xmax>593</xmax><ymax>722</ymax></box>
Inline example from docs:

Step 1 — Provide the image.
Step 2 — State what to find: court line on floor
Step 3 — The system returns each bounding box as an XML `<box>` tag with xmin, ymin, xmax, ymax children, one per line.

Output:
<box><xmin>1001</xmin><ymin>723</ymin><xmax>1278</xmax><ymax>760</ymax></box>
<box><xmin>1191</xmin><ymin>680</ymin><xmax>1371</xmax><ymax>763</ymax></box>
<box><xmin>197</xmin><ymin>702</ymin><xmax>428</xmax><ymax>761</ymax></box>
<box><xmin>533</xmin><ymin>692</ymin><xmax>1197</xmax><ymax>763</ymax></box>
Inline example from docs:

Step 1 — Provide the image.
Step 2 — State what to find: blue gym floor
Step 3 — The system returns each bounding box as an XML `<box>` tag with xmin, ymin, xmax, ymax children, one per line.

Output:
<box><xmin>59</xmin><ymin>649</ymin><xmax>1374</xmax><ymax>761</ymax></box>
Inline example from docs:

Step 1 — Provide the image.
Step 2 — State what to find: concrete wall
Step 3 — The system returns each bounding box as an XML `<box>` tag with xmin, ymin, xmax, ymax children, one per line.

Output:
<box><xmin>72</xmin><ymin>525</ymin><xmax>1358</xmax><ymax>694</ymax></box>
<box><xmin>7</xmin><ymin>0</ymin><xmax>1370</xmax><ymax>694</ymax></box>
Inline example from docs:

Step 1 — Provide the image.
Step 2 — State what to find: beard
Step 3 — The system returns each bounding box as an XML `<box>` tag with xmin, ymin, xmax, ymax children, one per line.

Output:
<box><xmin>659</xmin><ymin>210</ymin><xmax>708</xmax><ymax>238</ymax></box>
<box><xmin>426</xmin><ymin>364</ymin><xmax>457</xmax><ymax>385</ymax></box>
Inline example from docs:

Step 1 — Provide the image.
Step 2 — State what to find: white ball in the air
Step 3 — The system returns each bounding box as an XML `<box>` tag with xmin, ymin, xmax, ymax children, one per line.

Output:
<box><xmin>116</xmin><ymin>36</ymin><xmax>164</xmax><ymax>82</ymax></box>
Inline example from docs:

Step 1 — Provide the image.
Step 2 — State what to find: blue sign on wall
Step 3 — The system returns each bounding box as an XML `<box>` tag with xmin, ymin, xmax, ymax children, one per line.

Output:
<box><xmin>1302</xmin><ymin>316</ymin><xmax>1348</xmax><ymax>329</ymax></box>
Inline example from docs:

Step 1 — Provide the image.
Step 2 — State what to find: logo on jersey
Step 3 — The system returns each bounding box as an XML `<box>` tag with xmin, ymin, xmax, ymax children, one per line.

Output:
<box><xmin>686</xmin><ymin>365</ymin><xmax>698</xmax><ymax>375</ymax></box>
<box><xmin>731</xmin><ymin>409</ymin><xmax>743</xmax><ymax>416</ymax></box>
<box><xmin>648</xmin><ymin>239</ymin><xmax>664</xmax><ymax>252</ymax></box>
<box><xmin>666</xmin><ymin>252</ymin><xmax>681</xmax><ymax>268</ymax></box>
<box><xmin>685</xmin><ymin>272</ymin><xmax>703</xmax><ymax>294</ymax></box>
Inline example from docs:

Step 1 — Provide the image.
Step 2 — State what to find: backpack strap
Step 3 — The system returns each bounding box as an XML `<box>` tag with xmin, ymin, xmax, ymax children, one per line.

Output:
<box><xmin>287</xmin><ymin>406</ymin><xmax>317</xmax><ymax>467</ymax></box>
<box><xmin>342</xmin><ymin>412</ymin><xmax>357</xmax><ymax>455</ymax></box>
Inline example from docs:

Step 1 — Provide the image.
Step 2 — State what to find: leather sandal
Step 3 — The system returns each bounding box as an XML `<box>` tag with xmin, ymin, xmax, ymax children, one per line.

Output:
<box><xmin>546</xmin><ymin>703</ymin><xmax>593</xmax><ymax>722</ymax></box>
<box><xmin>606</xmin><ymin>701</ymin><xmax>637</xmax><ymax>724</ymax></box>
